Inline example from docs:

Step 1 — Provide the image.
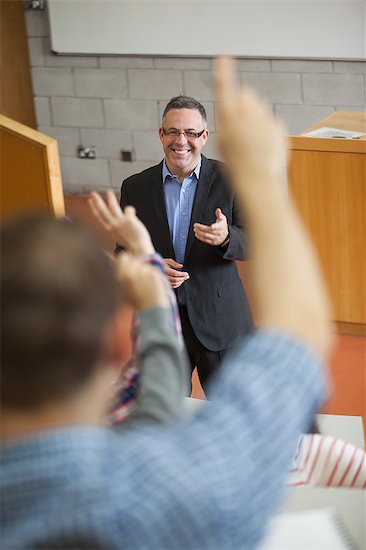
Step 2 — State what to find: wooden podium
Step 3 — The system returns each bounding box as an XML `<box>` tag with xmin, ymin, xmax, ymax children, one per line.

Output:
<box><xmin>288</xmin><ymin>112</ymin><xmax>366</xmax><ymax>336</ymax></box>
<box><xmin>0</xmin><ymin>115</ymin><xmax>65</xmax><ymax>222</ymax></box>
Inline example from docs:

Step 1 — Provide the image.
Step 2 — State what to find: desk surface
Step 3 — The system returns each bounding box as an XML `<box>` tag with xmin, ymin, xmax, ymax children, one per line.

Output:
<box><xmin>304</xmin><ymin>111</ymin><xmax>366</xmax><ymax>137</ymax></box>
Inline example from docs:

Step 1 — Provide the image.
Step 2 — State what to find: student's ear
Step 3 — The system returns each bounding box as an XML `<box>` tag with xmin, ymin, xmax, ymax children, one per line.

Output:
<box><xmin>103</xmin><ymin>304</ymin><xmax>134</xmax><ymax>371</ymax></box>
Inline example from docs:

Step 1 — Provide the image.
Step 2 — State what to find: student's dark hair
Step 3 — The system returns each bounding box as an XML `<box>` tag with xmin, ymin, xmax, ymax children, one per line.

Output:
<box><xmin>162</xmin><ymin>95</ymin><xmax>207</xmax><ymax>125</ymax></box>
<box><xmin>1</xmin><ymin>213</ymin><xmax>120</xmax><ymax>410</ymax></box>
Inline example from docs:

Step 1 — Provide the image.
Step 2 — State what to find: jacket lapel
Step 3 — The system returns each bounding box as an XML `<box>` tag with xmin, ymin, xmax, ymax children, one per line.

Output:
<box><xmin>185</xmin><ymin>156</ymin><xmax>214</xmax><ymax>262</ymax></box>
<box><xmin>150</xmin><ymin>162</ymin><xmax>176</xmax><ymax>259</ymax></box>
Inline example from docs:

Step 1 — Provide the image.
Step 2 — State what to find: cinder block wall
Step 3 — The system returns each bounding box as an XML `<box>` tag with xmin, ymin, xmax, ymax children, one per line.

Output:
<box><xmin>26</xmin><ymin>8</ymin><xmax>366</xmax><ymax>194</ymax></box>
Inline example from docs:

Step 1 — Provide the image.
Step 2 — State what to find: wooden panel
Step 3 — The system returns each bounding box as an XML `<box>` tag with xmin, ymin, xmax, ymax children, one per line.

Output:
<box><xmin>0</xmin><ymin>1</ymin><xmax>36</xmax><ymax>128</ymax></box>
<box><xmin>289</xmin><ymin>149</ymin><xmax>365</xmax><ymax>324</ymax></box>
<box><xmin>0</xmin><ymin>115</ymin><xmax>65</xmax><ymax>221</ymax></box>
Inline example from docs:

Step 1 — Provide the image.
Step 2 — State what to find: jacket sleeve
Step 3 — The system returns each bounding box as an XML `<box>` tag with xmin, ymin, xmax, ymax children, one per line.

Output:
<box><xmin>114</xmin><ymin>181</ymin><xmax>129</xmax><ymax>256</ymax></box>
<box><xmin>112</xmin><ymin>307</ymin><xmax>189</xmax><ymax>432</ymax></box>
<box><xmin>222</xmin><ymin>193</ymin><xmax>249</xmax><ymax>262</ymax></box>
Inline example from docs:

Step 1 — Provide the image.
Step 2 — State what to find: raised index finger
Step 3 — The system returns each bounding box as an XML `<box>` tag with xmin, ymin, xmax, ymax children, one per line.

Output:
<box><xmin>214</xmin><ymin>56</ymin><xmax>237</xmax><ymax>110</ymax></box>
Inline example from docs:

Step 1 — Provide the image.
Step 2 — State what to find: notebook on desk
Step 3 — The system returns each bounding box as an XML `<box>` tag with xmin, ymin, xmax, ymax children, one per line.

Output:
<box><xmin>258</xmin><ymin>508</ymin><xmax>357</xmax><ymax>550</ymax></box>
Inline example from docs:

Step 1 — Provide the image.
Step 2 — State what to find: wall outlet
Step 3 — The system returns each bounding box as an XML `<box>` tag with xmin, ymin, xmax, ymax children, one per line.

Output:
<box><xmin>78</xmin><ymin>146</ymin><xmax>96</xmax><ymax>159</ymax></box>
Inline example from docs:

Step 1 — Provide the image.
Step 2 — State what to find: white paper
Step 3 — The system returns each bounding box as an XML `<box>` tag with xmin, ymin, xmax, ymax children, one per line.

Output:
<box><xmin>258</xmin><ymin>508</ymin><xmax>355</xmax><ymax>550</ymax></box>
<box><xmin>302</xmin><ymin>127</ymin><xmax>365</xmax><ymax>139</ymax></box>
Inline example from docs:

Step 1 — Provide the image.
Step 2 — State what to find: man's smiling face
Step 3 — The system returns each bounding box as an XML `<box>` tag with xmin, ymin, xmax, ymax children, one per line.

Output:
<box><xmin>159</xmin><ymin>108</ymin><xmax>209</xmax><ymax>181</ymax></box>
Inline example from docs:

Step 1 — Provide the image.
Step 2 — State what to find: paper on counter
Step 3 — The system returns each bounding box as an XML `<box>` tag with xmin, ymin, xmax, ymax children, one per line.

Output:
<box><xmin>302</xmin><ymin>126</ymin><xmax>365</xmax><ymax>139</ymax></box>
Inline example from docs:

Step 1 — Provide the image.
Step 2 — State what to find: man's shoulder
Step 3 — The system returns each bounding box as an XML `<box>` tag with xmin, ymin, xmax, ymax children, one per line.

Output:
<box><xmin>122</xmin><ymin>162</ymin><xmax>162</xmax><ymax>189</ymax></box>
<box><xmin>202</xmin><ymin>155</ymin><xmax>225</xmax><ymax>175</ymax></box>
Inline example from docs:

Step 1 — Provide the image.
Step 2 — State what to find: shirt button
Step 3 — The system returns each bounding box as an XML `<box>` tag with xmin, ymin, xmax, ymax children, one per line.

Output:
<box><xmin>181</xmin><ymin>211</ymin><xmax>186</xmax><ymax>216</ymax></box>
<box><xmin>182</xmin><ymin>235</ymin><xmax>187</xmax><ymax>240</ymax></box>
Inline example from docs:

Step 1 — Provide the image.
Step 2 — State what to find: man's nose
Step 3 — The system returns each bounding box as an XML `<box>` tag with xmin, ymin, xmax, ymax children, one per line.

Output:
<box><xmin>175</xmin><ymin>132</ymin><xmax>188</xmax><ymax>144</ymax></box>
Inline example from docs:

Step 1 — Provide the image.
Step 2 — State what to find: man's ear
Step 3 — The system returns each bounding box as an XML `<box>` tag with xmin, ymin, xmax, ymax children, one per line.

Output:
<box><xmin>103</xmin><ymin>304</ymin><xmax>134</xmax><ymax>370</ymax></box>
<box><xmin>158</xmin><ymin>127</ymin><xmax>164</xmax><ymax>143</ymax></box>
<box><xmin>202</xmin><ymin>128</ymin><xmax>209</xmax><ymax>146</ymax></box>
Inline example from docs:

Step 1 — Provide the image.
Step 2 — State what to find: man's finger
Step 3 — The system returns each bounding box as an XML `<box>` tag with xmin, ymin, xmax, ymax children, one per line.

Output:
<box><xmin>215</xmin><ymin>207</ymin><xmax>224</xmax><ymax>220</ymax></box>
<box><xmin>193</xmin><ymin>223</ymin><xmax>213</xmax><ymax>234</ymax></box>
<box><xmin>164</xmin><ymin>259</ymin><xmax>184</xmax><ymax>269</ymax></box>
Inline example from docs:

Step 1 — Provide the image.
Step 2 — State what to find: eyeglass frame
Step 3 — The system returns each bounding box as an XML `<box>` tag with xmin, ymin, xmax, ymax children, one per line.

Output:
<box><xmin>162</xmin><ymin>127</ymin><xmax>206</xmax><ymax>140</ymax></box>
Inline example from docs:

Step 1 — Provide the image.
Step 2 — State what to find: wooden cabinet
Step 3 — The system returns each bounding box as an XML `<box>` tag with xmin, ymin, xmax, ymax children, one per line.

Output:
<box><xmin>288</xmin><ymin>112</ymin><xmax>366</xmax><ymax>335</ymax></box>
<box><xmin>1</xmin><ymin>115</ymin><xmax>65</xmax><ymax>221</ymax></box>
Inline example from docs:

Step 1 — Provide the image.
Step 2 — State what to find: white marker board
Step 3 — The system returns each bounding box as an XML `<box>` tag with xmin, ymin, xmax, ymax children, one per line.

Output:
<box><xmin>48</xmin><ymin>0</ymin><xmax>366</xmax><ymax>60</ymax></box>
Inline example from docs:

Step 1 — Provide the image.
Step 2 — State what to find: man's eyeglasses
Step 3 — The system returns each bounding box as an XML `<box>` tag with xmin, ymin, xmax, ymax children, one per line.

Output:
<box><xmin>162</xmin><ymin>128</ymin><xmax>206</xmax><ymax>139</ymax></box>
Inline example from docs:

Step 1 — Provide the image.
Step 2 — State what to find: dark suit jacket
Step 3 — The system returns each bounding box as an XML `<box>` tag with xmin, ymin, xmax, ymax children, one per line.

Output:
<box><xmin>118</xmin><ymin>155</ymin><xmax>252</xmax><ymax>351</ymax></box>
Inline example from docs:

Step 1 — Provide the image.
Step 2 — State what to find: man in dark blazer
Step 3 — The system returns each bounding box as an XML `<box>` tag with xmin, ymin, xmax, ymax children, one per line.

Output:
<box><xmin>118</xmin><ymin>95</ymin><xmax>252</xmax><ymax>393</ymax></box>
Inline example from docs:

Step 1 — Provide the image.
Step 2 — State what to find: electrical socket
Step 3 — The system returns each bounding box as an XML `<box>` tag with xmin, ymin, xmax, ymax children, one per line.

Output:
<box><xmin>78</xmin><ymin>146</ymin><xmax>96</xmax><ymax>159</ymax></box>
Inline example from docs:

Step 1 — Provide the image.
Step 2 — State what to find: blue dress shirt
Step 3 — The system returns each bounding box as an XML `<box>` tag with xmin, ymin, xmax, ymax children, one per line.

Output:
<box><xmin>162</xmin><ymin>159</ymin><xmax>200</xmax><ymax>265</ymax></box>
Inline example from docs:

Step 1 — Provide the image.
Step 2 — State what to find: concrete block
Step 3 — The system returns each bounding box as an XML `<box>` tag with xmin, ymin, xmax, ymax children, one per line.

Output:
<box><xmin>274</xmin><ymin>105</ymin><xmax>335</xmax><ymax>135</ymax></box>
<box><xmin>303</xmin><ymin>74</ymin><xmax>364</xmax><ymax>106</ymax></box>
<box><xmin>104</xmin><ymin>100</ymin><xmax>158</xmax><ymax>130</ymax></box>
<box><xmin>60</xmin><ymin>157</ymin><xmax>110</xmax><ymax>190</ymax></box>
<box><xmin>110</xmin><ymin>160</ymin><xmax>155</xmax><ymax>190</ymax></box>
<box><xmin>272</xmin><ymin>60</ymin><xmax>332</xmax><ymax>73</ymax></box>
<box><xmin>240</xmin><ymin>72</ymin><xmax>301</xmax><ymax>104</ymax></box>
<box><xmin>45</xmin><ymin>54</ymin><xmax>98</xmax><ymax>68</ymax></box>
<box><xmin>25</xmin><ymin>9</ymin><xmax>49</xmax><ymax>37</ymax></box>
<box><xmin>52</xmin><ymin>98</ymin><xmax>104</xmax><ymax>128</ymax></box>
<box><xmin>32</xmin><ymin>68</ymin><xmax>74</xmax><ymax>97</ymax></box>
<box><xmin>335</xmin><ymin>106</ymin><xmax>366</xmax><ymax>112</ymax></box>
<box><xmin>74</xmin><ymin>69</ymin><xmax>128</xmax><ymax>98</ymax></box>
<box><xmin>155</xmin><ymin>58</ymin><xmax>211</xmax><ymax>70</ymax></box>
<box><xmin>333</xmin><ymin>61</ymin><xmax>366</xmax><ymax>74</ymax></box>
<box><xmin>202</xmin><ymin>133</ymin><xmax>222</xmax><ymax>162</ymax></box>
<box><xmin>236</xmin><ymin>59</ymin><xmax>271</xmax><ymax>71</ymax></box>
<box><xmin>34</xmin><ymin>97</ymin><xmax>51</xmax><ymax>126</ymax></box>
<box><xmin>128</xmin><ymin>69</ymin><xmax>183</xmax><ymax>99</ymax></box>
<box><xmin>80</xmin><ymin>129</ymin><xmax>133</xmax><ymax>159</ymax></box>
<box><xmin>133</xmin><ymin>131</ymin><xmax>163</xmax><ymax>162</ymax></box>
<box><xmin>184</xmin><ymin>71</ymin><xmax>214</xmax><ymax>101</ymax></box>
<box><xmin>158</xmin><ymin>101</ymin><xmax>215</xmax><ymax>129</ymax></box>
<box><xmin>38</xmin><ymin>126</ymin><xmax>80</xmax><ymax>157</ymax></box>
<box><xmin>100</xmin><ymin>57</ymin><xmax>154</xmax><ymax>69</ymax></box>
<box><xmin>28</xmin><ymin>37</ymin><xmax>46</xmax><ymax>67</ymax></box>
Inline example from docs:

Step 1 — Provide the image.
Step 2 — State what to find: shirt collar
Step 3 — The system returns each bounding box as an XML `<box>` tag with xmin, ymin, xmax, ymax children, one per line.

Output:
<box><xmin>162</xmin><ymin>157</ymin><xmax>201</xmax><ymax>183</ymax></box>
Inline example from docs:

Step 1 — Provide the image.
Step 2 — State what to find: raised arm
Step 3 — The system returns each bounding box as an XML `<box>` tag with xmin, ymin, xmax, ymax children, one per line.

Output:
<box><xmin>215</xmin><ymin>57</ymin><xmax>333</xmax><ymax>358</ymax></box>
<box><xmin>88</xmin><ymin>190</ymin><xmax>189</xmax><ymax>429</ymax></box>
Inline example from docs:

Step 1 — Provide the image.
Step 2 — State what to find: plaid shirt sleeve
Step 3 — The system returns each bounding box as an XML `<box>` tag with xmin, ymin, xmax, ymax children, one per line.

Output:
<box><xmin>108</xmin><ymin>253</ymin><xmax>185</xmax><ymax>426</ymax></box>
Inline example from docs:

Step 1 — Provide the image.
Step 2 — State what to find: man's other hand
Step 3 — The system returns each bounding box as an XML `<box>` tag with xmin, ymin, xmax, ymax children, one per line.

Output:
<box><xmin>163</xmin><ymin>259</ymin><xmax>190</xmax><ymax>289</ymax></box>
<box><xmin>193</xmin><ymin>208</ymin><xmax>229</xmax><ymax>246</ymax></box>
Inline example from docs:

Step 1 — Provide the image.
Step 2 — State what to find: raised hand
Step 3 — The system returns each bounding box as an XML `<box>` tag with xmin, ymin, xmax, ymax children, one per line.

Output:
<box><xmin>214</xmin><ymin>56</ymin><xmax>332</xmax><ymax>357</ymax></box>
<box><xmin>193</xmin><ymin>208</ymin><xmax>229</xmax><ymax>246</ymax></box>
<box><xmin>88</xmin><ymin>189</ymin><xmax>154</xmax><ymax>257</ymax></box>
<box><xmin>116</xmin><ymin>253</ymin><xmax>169</xmax><ymax>311</ymax></box>
<box><xmin>215</xmin><ymin>57</ymin><xmax>286</xmax><ymax>191</ymax></box>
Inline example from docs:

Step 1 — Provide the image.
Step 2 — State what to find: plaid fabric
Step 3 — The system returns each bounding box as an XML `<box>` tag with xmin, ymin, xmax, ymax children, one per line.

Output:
<box><xmin>107</xmin><ymin>253</ymin><xmax>183</xmax><ymax>425</ymax></box>
<box><xmin>1</xmin><ymin>331</ymin><xmax>327</xmax><ymax>550</ymax></box>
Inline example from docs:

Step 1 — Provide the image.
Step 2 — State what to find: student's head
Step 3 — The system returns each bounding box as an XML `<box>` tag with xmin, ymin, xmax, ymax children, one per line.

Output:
<box><xmin>159</xmin><ymin>95</ymin><xmax>209</xmax><ymax>179</ymax></box>
<box><xmin>1</xmin><ymin>214</ymin><xmax>129</xmax><ymax>423</ymax></box>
